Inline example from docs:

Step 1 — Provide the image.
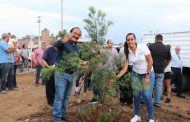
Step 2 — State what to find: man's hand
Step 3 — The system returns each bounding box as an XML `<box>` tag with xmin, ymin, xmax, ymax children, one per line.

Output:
<box><xmin>62</xmin><ymin>35</ymin><xmax>69</xmax><ymax>43</ymax></box>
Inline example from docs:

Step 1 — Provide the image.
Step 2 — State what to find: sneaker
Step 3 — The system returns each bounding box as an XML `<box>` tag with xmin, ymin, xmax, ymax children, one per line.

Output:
<box><xmin>1</xmin><ymin>90</ymin><xmax>7</xmax><ymax>94</ymax></box>
<box><xmin>89</xmin><ymin>98</ymin><xmax>97</xmax><ymax>104</ymax></box>
<box><xmin>61</xmin><ymin>116</ymin><xmax>68</xmax><ymax>121</ymax></box>
<box><xmin>130</xmin><ymin>115</ymin><xmax>141</xmax><ymax>122</ymax></box>
<box><xmin>165</xmin><ymin>98</ymin><xmax>171</xmax><ymax>103</ymax></box>
<box><xmin>154</xmin><ymin>104</ymin><xmax>161</xmax><ymax>109</ymax></box>
<box><xmin>149</xmin><ymin>119</ymin><xmax>154</xmax><ymax>122</ymax></box>
<box><xmin>177</xmin><ymin>94</ymin><xmax>186</xmax><ymax>98</ymax></box>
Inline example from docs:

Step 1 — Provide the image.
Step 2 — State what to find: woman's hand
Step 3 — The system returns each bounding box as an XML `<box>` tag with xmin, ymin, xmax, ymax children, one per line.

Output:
<box><xmin>144</xmin><ymin>75</ymin><xmax>149</xmax><ymax>86</ymax></box>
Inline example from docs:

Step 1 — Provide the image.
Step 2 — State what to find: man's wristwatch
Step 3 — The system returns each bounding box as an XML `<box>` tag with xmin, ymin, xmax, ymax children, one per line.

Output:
<box><xmin>146</xmin><ymin>72</ymin><xmax>150</xmax><ymax>75</ymax></box>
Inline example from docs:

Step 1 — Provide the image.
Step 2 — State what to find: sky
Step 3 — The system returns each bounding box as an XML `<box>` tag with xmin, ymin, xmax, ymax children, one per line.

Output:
<box><xmin>0</xmin><ymin>0</ymin><xmax>190</xmax><ymax>43</ymax></box>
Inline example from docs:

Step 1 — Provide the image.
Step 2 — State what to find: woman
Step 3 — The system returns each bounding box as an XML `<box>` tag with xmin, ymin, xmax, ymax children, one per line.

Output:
<box><xmin>162</xmin><ymin>45</ymin><xmax>172</xmax><ymax>103</ymax></box>
<box><xmin>117</xmin><ymin>33</ymin><xmax>154</xmax><ymax>122</ymax></box>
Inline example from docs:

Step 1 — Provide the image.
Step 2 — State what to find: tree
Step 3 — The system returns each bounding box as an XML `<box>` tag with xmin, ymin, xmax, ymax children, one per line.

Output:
<box><xmin>48</xmin><ymin>29</ymin><xmax>68</xmax><ymax>45</ymax></box>
<box><xmin>83</xmin><ymin>6</ymin><xmax>113</xmax><ymax>43</ymax></box>
<box><xmin>57</xmin><ymin>29</ymin><xmax>68</xmax><ymax>38</ymax></box>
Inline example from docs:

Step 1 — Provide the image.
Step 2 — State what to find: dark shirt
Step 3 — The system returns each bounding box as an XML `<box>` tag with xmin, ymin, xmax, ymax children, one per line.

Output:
<box><xmin>57</xmin><ymin>41</ymin><xmax>80</xmax><ymax>73</ymax></box>
<box><xmin>58</xmin><ymin>41</ymin><xmax>80</xmax><ymax>60</ymax></box>
<box><xmin>148</xmin><ymin>42</ymin><xmax>171</xmax><ymax>73</ymax></box>
<box><xmin>42</xmin><ymin>46</ymin><xmax>59</xmax><ymax>66</ymax></box>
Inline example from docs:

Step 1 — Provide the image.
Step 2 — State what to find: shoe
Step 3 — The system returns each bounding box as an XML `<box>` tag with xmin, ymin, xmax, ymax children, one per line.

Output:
<box><xmin>1</xmin><ymin>90</ymin><xmax>7</xmax><ymax>94</ymax></box>
<box><xmin>61</xmin><ymin>116</ymin><xmax>68</xmax><ymax>121</ymax></box>
<box><xmin>165</xmin><ymin>98</ymin><xmax>171</xmax><ymax>103</ymax></box>
<box><xmin>177</xmin><ymin>94</ymin><xmax>186</xmax><ymax>98</ymax></box>
<box><xmin>130</xmin><ymin>115</ymin><xmax>141</xmax><ymax>122</ymax></box>
<box><xmin>89</xmin><ymin>98</ymin><xmax>97</xmax><ymax>104</ymax></box>
<box><xmin>149</xmin><ymin>119</ymin><xmax>154</xmax><ymax>122</ymax></box>
<box><xmin>154</xmin><ymin>104</ymin><xmax>161</xmax><ymax>108</ymax></box>
<box><xmin>35</xmin><ymin>83</ymin><xmax>39</xmax><ymax>87</ymax></box>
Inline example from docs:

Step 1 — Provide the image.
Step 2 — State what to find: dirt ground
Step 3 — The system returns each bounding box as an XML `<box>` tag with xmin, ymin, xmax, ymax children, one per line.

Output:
<box><xmin>0</xmin><ymin>72</ymin><xmax>190</xmax><ymax>122</ymax></box>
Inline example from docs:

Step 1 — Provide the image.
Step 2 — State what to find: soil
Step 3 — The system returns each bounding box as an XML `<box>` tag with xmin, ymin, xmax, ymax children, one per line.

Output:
<box><xmin>0</xmin><ymin>72</ymin><xmax>190</xmax><ymax>122</ymax></box>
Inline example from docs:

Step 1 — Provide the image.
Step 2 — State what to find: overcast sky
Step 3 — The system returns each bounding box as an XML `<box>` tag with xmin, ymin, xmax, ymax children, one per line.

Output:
<box><xmin>0</xmin><ymin>0</ymin><xmax>190</xmax><ymax>43</ymax></box>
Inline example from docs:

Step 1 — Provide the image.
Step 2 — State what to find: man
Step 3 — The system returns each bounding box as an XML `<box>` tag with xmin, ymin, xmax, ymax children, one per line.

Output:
<box><xmin>42</xmin><ymin>43</ymin><xmax>59</xmax><ymax>106</ymax></box>
<box><xmin>0</xmin><ymin>33</ymin><xmax>16</xmax><ymax>93</ymax></box>
<box><xmin>33</xmin><ymin>42</ymin><xmax>46</xmax><ymax>86</ymax></box>
<box><xmin>53</xmin><ymin>27</ymin><xmax>81</xmax><ymax>122</ymax></box>
<box><xmin>106</xmin><ymin>39</ymin><xmax>118</xmax><ymax>70</ymax></box>
<box><xmin>171</xmin><ymin>46</ymin><xmax>185</xmax><ymax>98</ymax></box>
<box><xmin>20</xmin><ymin>44</ymin><xmax>29</xmax><ymax>66</ymax></box>
<box><xmin>148</xmin><ymin>34</ymin><xmax>171</xmax><ymax>107</ymax></box>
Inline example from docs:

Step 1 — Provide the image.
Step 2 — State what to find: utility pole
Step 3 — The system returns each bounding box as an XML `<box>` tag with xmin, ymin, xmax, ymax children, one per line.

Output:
<box><xmin>61</xmin><ymin>0</ymin><xmax>63</xmax><ymax>31</ymax></box>
<box><xmin>37</xmin><ymin>16</ymin><xmax>41</xmax><ymax>47</ymax></box>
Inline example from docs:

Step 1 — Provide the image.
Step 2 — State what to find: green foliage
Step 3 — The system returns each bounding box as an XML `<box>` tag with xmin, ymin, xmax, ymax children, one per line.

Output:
<box><xmin>56</xmin><ymin>52</ymin><xmax>81</xmax><ymax>73</ymax></box>
<box><xmin>117</xmin><ymin>73</ymin><xmax>132</xmax><ymax>90</ymax></box>
<box><xmin>79</xmin><ymin>43</ymin><xmax>92</xmax><ymax>61</ymax></box>
<box><xmin>41</xmin><ymin>66</ymin><xmax>56</xmax><ymax>80</ymax></box>
<box><xmin>41</xmin><ymin>52</ymin><xmax>80</xmax><ymax>79</ymax></box>
<box><xmin>131</xmin><ymin>77</ymin><xmax>149</xmax><ymax>91</ymax></box>
<box><xmin>83</xmin><ymin>6</ymin><xmax>113</xmax><ymax>43</ymax></box>
<box><xmin>57</xmin><ymin>29</ymin><xmax>68</xmax><ymax>37</ymax></box>
<box><xmin>98</xmin><ymin>112</ymin><xmax>112</xmax><ymax>122</ymax></box>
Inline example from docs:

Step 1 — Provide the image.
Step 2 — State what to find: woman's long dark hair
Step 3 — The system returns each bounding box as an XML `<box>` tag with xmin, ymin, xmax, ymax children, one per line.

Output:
<box><xmin>124</xmin><ymin>33</ymin><xmax>136</xmax><ymax>60</ymax></box>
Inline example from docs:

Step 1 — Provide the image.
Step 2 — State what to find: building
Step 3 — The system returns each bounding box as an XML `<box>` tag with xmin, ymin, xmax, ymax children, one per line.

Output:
<box><xmin>17</xmin><ymin>28</ymin><xmax>54</xmax><ymax>49</ymax></box>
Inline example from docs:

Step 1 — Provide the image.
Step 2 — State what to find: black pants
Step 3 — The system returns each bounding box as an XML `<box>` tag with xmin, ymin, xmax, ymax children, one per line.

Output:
<box><xmin>45</xmin><ymin>74</ymin><xmax>55</xmax><ymax>106</ymax></box>
<box><xmin>171</xmin><ymin>67</ymin><xmax>182</xmax><ymax>95</ymax></box>
<box><xmin>119</xmin><ymin>65</ymin><xmax>133</xmax><ymax>105</ymax></box>
<box><xmin>13</xmin><ymin>65</ymin><xmax>18</xmax><ymax>87</ymax></box>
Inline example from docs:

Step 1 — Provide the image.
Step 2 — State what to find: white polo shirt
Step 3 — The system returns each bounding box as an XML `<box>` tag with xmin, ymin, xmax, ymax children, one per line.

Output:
<box><xmin>128</xmin><ymin>44</ymin><xmax>151</xmax><ymax>74</ymax></box>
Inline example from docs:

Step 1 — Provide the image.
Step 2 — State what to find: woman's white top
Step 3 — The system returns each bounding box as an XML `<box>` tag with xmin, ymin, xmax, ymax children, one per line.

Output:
<box><xmin>164</xmin><ymin>61</ymin><xmax>172</xmax><ymax>73</ymax></box>
<box><xmin>128</xmin><ymin>44</ymin><xmax>151</xmax><ymax>74</ymax></box>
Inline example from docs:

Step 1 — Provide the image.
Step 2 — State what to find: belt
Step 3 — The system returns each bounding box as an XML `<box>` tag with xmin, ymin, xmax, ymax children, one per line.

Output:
<box><xmin>65</xmin><ymin>70</ymin><xmax>74</xmax><ymax>74</ymax></box>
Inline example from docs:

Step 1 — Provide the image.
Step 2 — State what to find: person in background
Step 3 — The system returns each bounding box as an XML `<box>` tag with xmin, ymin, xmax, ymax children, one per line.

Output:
<box><xmin>31</xmin><ymin>48</ymin><xmax>36</xmax><ymax>68</ymax></box>
<box><xmin>171</xmin><ymin>46</ymin><xmax>185</xmax><ymax>98</ymax></box>
<box><xmin>162</xmin><ymin>45</ymin><xmax>172</xmax><ymax>103</ymax></box>
<box><xmin>106</xmin><ymin>39</ymin><xmax>118</xmax><ymax>70</ymax></box>
<box><xmin>148</xmin><ymin>34</ymin><xmax>171</xmax><ymax>108</ymax></box>
<box><xmin>117</xmin><ymin>33</ymin><xmax>154</xmax><ymax>122</ymax></box>
<box><xmin>33</xmin><ymin>42</ymin><xmax>47</xmax><ymax>87</ymax></box>
<box><xmin>0</xmin><ymin>33</ymin><xmax>16</xmax><ymax>93</ymax></box>
<box><xmin>116</xmin><ymin>43</ymin><xmax>123</xmax><ymax>53</ymax></box>
<box><xmin>42</xmin><ymin>42</ymin><xmax>59</xmax><ymax>106</ymax></box>
<box><xmin>20</xmin><ymin>44</ymin><xmax>29</xmax><ymax>66</ymax></box>
<box><xmin>13</xmin><ymin>42</ymin><xmax>21</xmax><ymax>88</ymax></box>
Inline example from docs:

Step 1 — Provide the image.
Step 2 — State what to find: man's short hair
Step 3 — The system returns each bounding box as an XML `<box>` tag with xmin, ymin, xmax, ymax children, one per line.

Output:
<box><xmin>41</xmin><ymin>41</ymin><xmax>46</xmax><ymax>45</ymax></box>
<box><xmin>2</xmin><ymin>33</ymin><xmax>10</xmax><ymax>39</ymax></box>
<box><xmin>107</xmin><ymin>39</ymin><xmax>112</xmax><ymax>44</ymax></box>
<box><xmin>155</xmin><ymin>34</ymin><xmax>163</xmax><ymax>41</ymax></box>
<box><xmin>70</xmin><ymin>27</ymin><xmax>81</xmax><ymax>33</ymax></box>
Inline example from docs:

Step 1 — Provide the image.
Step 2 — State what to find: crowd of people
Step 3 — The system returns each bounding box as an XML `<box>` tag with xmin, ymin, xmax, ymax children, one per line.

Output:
<box><xmin>0</xmin><ymin>28</ymin><xmax>186</xmax><ymax>122</ymax></box>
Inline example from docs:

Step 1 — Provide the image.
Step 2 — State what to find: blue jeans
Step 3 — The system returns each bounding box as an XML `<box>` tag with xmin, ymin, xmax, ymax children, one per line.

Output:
<box><xmin>6</xmin><ymin>63</ymin><xmax>14</xmax><ymax>89</ymax></box>
<box><xmin>53</xmin><ymin>72</ymin><xmax>74</xmax><ymax>122</ymax></box>
<box><xmin>140</xmin><ymin>70</ymin><xmax>155</xmax><ymax>101</ymax></box>
<box><xmin>149</xmin><ymin>71</ymin><xmax>155</xmax><ymax>94</ymax></box>
<box><xmin>132</xmin><ymin>71</ymin><xmax>154</xmax><ymax>119</ymax></box>
<box><xmin>0</xmin><ymin>63</ymin><xmax>14</xmax><ymax>90</ymax></box>
<box><xmin>154</xmin><ymin>73</ymin><xmax>164</xmax><ymax>106</ymax></box>
<box><xmin>35</xmin><ymin>65</ymin><xmax>45</xmax><ymax>84</ymax></box>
